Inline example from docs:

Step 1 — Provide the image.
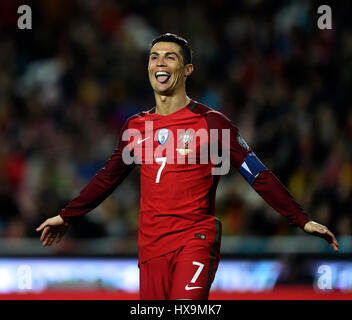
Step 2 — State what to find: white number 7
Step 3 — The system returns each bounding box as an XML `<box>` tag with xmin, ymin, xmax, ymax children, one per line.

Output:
<box><xmin>191</xmin><ymin>261</ymin><xmax>204</xmax><ymax>283</ymax></box>
<box><xmin>155</xmin><ymin>157</ymin><xmax>167</xmax><ymax>183</ymax></box>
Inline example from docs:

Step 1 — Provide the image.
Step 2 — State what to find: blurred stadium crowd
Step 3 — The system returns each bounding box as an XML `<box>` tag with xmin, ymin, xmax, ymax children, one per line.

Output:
<box><xmin>0</xmin><ymin>0</ymin><xmax>351</xmax><ymax>251</ymax></box>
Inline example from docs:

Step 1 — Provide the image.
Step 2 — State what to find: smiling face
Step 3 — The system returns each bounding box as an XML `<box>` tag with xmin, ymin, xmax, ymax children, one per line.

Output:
<box><xmin>148</xmin><ymin>41</ymin><xmax>193</xmax><ymax>96</ymax></box>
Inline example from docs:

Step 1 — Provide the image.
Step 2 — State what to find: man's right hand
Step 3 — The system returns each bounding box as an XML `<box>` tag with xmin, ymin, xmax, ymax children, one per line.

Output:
<box><xmin>36</xmin><ymin>215</ymin><xmax>71</xmax><ymax>246</ymax></box>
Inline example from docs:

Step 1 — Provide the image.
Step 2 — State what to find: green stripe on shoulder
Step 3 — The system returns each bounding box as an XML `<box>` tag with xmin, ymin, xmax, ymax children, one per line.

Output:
<box><xmin>189</xmin><ymin>101</ymin><xmax>198</xmax><ymax>111</ymax></box>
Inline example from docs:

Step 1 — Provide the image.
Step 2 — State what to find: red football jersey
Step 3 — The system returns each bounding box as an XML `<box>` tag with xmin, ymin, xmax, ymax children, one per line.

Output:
<box><xmin>60</xmin><ymin>99</ymin><xmax>310</xmax><ymax>263</ymax></box>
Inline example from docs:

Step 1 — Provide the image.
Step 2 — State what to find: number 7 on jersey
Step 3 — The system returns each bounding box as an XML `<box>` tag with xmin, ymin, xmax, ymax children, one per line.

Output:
<box><xmin>155</xmin><ymin>157</ymin><xmax>167</xmax><ymax>183</ymax></box>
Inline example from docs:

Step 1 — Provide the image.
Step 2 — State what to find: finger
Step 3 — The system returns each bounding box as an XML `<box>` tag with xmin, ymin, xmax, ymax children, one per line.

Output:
<box><xmin>42</xmin><ymin>238</ymin><xmax>49</xmax><ymax>246</ymax></box>
<box><xmin>42</xmin><ymin>231</ymin><xmax>55</xmax><ymax>246</ymax></box>
<box><xmin>42</xmin><ymin>233</ymin><xmax>51</xmax><ymax>246</ymax></box>
<box><xmin>331</xmin><ymin>237</ymin><xmax>339</xmax><ymax>251</ymax></box>
<box><xmin>323</xmin><ymin>230</ymin><xmax>339</xmax><ymax>251</ymax></box>
<box><xmin>329</xmin><ymin>239</ymin><xmax>339</xmax><ymax>251</ymax></box>
<box><xmin>56</xmin><ymin>233</ymin><xmax>63</xmax><ymax>244</ymax></box>
<box><xmin>40</xmin><ymin>226</ymin><xmax>50</xmax><ymax>242</ymax></box>
<box><xmin>325</xmin><ymin>230</ymin><xmax>338</xmax><ymax>245</ymax></box>
<box><xmin>44</xmin><ymin>234</ymin><xmax>55</xmax><ymax>246</ymax></box>
<box><xmin>40</xmin><ymin>229</ymin><xmax>49</xmax><ymax>243</ymax></box>
<box><xmin>48</xmin><ymin>238</ymin><xmax>53</xmax><ymax>247</ymax></box>
<box><xmin>47</xmin><ymin>233</ymin><xmax>56</xmax><ymax>246</ymax></box>
<box><xmin>36</xmin><ymin>222</ymin><xmax>47</xmax><ymax>232</ymax></box>
<box><xmin>49</xmin><ymin>234</ymin><xmax>57</xmax><ymax>246</ymax></box>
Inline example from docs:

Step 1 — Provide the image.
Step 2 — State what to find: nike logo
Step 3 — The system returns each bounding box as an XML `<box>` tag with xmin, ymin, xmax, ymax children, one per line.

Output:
<box><xmin>185</xmin><ymin>284</ymin><xmax>203</xmax><ymax>291</ymax></box>
<box><xmin>137</xmin><ymin>136</ymin><xmax>150</xmax><ymax>144</ymax></box>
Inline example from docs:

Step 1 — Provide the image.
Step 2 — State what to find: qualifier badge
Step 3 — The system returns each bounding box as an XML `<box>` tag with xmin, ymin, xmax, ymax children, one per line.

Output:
<box><xmin>176</xmin><ymin>129</ymin><xmax>194</xmax><ymax>156</ymax></box>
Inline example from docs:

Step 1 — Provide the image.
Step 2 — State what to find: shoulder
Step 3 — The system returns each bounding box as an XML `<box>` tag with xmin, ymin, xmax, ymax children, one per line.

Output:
<box><xmin>190</xmin><ymin>101</ymin><xmax>237</xmax><ymax>131</ymax></box>
<box><xmin>123</xmin><ymin>107</ymin><xmax>155</xmax><ymax>128</ymax></box>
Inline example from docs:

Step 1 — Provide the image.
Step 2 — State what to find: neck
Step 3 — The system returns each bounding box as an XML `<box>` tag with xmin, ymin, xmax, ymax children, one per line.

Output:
<box><xmin>154</xmin><ymin>91</ymin><xmax>191</xmax><ymax>116</ymax></box>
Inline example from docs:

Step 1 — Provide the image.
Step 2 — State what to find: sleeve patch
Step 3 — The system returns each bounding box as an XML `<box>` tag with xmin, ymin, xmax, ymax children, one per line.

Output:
<box><xmin>238</xmin><ymin>152</ymin><xmax>267</xmax><ymax>185</ymax></box>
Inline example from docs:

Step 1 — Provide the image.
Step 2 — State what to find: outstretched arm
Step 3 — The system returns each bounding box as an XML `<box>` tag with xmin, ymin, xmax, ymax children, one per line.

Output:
<box><xmin>210</xmin><ymin>112</ymin><xmax>339</xmax><ymax>252</ymax></box>
<box><xmin>59</xmin><ymin>150</ymin><xmax>135</xmax><ymax>224</ymax></box>
<box><xmin>59</xmin><ymin>119</ymin><xmax>136</xmax><ymax>224</ymax></box>
<box><xmin>252</xmin><ymin>170</ymin><xmax>339</xmax><ymax>251</ymax></box>
<box><xmin>36</xmin><ymin>119</ymin><xmax>136</xmax><ymax>244</ymax></box>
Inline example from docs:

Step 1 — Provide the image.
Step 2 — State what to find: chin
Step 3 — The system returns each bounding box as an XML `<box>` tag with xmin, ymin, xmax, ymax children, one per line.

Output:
<box><xmin>156</xmin><ymin>89</ymin><xmax>173</xmax><ymax>96</ymax></box>
<box><xmin>154</xmin><ymin>85</ymin><xmax>173</xmax><ymax>95</ymax></box>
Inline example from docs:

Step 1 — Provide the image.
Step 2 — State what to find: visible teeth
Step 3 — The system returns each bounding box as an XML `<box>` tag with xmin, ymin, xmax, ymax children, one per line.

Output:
<box><xmin>156</xmin><ymin>71</ymin><xmax>170</xmax><ymax>77</ymax></box>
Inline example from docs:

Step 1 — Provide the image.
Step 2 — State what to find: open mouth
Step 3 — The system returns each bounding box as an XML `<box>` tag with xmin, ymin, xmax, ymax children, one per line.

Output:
<box><xmin>155</xmin><ymin>71</ymin><xmax>171</xmax><ymax>84</ymax></box>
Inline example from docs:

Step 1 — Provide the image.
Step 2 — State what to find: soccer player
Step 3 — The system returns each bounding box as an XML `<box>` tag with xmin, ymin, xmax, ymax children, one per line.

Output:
<box><xmin>36</xmin><ymin>33</ymin><xmax>339</xmax><ymax>300</ymax></box>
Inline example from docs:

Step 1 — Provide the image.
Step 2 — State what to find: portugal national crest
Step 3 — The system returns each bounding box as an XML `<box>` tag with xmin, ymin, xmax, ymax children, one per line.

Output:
<box><xmin>158</xmin><ymin>128</ymin><xmax>169</xmax><ymax>145</ymax></box>
<box><xmin>176</xmin><ymin>129</ymin><xmax>194</xmax><ymax>156</ymax></box>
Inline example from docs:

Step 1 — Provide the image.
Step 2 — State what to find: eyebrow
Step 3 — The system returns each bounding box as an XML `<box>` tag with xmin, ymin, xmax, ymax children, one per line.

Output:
<box><xmin>149</xmin><ymin>51</ymin><xmax>180</xmax><ymax>58</ymax></box>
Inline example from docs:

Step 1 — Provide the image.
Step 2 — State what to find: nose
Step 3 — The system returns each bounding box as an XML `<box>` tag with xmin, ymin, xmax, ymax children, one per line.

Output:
<box><xmin>156</xmin><ymin>56</ymin><xmax>167</xmax><ymax>67</ymax></box>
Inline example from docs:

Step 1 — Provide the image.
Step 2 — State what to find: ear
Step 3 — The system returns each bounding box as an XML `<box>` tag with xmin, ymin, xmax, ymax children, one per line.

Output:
<box><xmin>184</xmin><ymin>64</ymin><xmax>194</xmax><ymax>78</ymax></box>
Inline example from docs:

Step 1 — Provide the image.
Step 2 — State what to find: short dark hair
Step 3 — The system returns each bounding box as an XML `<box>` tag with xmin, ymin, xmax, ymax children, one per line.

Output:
<box><xmin>150</xmin><ymin>33</ymin><xmax>193</xmax><ymax>65</ymax></box>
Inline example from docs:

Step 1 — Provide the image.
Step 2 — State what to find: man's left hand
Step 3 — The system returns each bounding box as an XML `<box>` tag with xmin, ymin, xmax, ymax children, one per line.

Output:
<box><xmin>304</xmin><ymin>221</ymin><xmax>339</xmax><ymax>252</ymax></box>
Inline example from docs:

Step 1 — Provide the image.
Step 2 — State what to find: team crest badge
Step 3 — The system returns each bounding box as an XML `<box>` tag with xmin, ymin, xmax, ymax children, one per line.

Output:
<box><xmin>158</xmin><ymin>128</ymin><xmax>169</xmax><ymax>145</ymax></box>
<box><xmin>176</xmin><ymin>129</ymin><xmax>194</xmax><ymax>156</ymax></box>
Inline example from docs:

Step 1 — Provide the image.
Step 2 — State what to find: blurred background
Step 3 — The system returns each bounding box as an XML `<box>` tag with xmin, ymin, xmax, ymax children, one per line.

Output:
<box><xmin>0</xmin><ymin>0</ymin><xmax>351</xmax><ymax>299</ymax></box>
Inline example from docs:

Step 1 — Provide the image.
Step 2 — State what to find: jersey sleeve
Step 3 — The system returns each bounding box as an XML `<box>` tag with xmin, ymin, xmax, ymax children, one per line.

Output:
<box><xmin>59</xmin><ymin>119</ymin><xmax>136</xmax><ymax>224</ymax></box>
<box><xmin>252</xmin><ymin>170</ymin><xmax>311</xmax><ymax>228</ymax></box>
<box><xmin>205</xmin><ymin>110</ymin><xmax>311</xmax><ymax>229</ymax></box>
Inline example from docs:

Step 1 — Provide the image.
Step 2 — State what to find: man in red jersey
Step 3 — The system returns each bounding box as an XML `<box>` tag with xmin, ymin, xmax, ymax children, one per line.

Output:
<box><xmin>37</xmin><ymin>33</ymin><xmax>339</xmax><ymax>300</ymax></box>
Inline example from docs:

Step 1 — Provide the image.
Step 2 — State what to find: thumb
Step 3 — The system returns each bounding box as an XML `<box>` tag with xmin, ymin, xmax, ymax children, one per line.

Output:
<box><xmin>36</xmin><ymin>221</ymin><xmax>47</xmax><ymax>232</ymax></box>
